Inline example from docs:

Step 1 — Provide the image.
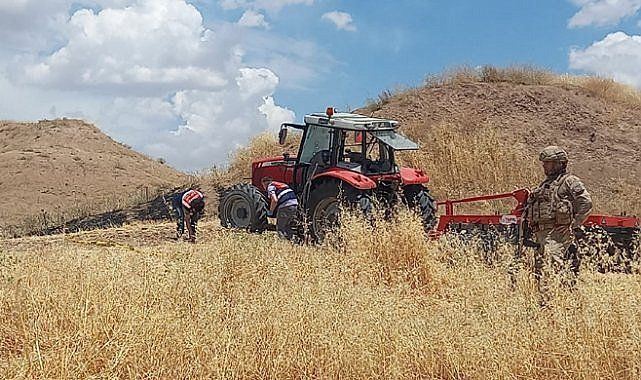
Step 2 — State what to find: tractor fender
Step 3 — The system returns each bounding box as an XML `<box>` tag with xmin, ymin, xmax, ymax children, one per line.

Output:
<box><xmin>312</xmin><ymin>168</ymin><xmax>377</xmax><ymax>190</ymax></box>
<box><xmin>399</xmin><ymin>167</ymin><xmax>430</xmax><ymax>185</ymax></box>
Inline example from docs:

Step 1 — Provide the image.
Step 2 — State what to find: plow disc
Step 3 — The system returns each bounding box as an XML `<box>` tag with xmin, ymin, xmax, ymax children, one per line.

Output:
<box><xmin>442</xmin><ymin>223</ymin><xmax>640</xmax><ymax>272</ymax></box>
<box><xmin>576</xmin><ymin>225</ymin><xmax>640</xmax><ymax>273</ymax></box>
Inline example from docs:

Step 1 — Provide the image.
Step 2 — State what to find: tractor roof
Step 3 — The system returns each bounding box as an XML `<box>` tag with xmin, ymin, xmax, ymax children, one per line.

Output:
<box><xmin>304</xmin><ymin>112</ymin><xmax>399</xmax><ymax>131</ymax></box>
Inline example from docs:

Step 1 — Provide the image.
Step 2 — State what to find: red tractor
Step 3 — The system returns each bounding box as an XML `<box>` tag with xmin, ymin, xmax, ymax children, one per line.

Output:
<box><xmin>218</xmin><ymin>109</ymin><xmax>437</xmax><ymax>239</ymax></box>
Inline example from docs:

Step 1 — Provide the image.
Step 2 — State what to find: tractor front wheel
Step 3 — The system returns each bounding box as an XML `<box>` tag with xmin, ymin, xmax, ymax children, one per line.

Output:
<box><xmin>219</xmin><ymin>183</ymin><xmax>269</xmax><ymax>232</ymax></box>
<box><xmin>307</xmin><ymin>180</ymin><xmax>371</xmax><ymax>241</ymax></box>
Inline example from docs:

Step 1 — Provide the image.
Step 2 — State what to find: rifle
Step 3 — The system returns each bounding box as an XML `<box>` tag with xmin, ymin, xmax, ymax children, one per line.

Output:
<box><xmin>522</xmin><ymin>219</ymin><xmax>540</xmax><ymax>250</ymax></box>
<box><xmin>510</xmin><ymin>210</ymin><xmax>540</xmax><ymax>287</ymax></box>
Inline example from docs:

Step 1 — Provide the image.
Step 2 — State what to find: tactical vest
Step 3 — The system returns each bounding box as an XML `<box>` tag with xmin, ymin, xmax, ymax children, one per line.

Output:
<box><xmin>527</xmin><ymin>174</ymin><xmax>574</xmax><ymax>227</ymax></box>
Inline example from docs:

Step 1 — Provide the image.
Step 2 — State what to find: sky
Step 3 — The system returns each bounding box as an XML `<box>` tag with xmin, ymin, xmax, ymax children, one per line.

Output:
<box><xmin>1</xmin><ymin>0</ymin><xmax>641</xmax><ymax>172</ymax></box>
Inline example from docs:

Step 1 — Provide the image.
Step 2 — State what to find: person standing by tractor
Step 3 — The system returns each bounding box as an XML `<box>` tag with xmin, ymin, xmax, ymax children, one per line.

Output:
<box><xmin>171</xmin><ymin>188</ymin><xmax>205</xmax><ymax>243</ymax></box>
<box><xmin>261</xmin><ymin>177</ymin><xmax>298</xmax><ymax>241</ymax></box>
<box><xmin>525</xmin><ymin>146</ymin><xmax>592</xmax><ymax>300</ymax></box>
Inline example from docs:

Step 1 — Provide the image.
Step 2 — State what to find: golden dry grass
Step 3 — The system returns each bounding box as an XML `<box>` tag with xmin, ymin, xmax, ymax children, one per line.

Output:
<box><xmin>402</xmin><ymin>121</ymin><xmax>640</xmax><ymax>216</ymax></box>
<box><xmin>398</xmin><ymin>122</ymin><xmax>540</xmax><ymax>201</ymax></box>
<box><xmin>1</xmin><ymin>214</ymin><xmax>640</xmax><ymax>379</ymax></box>
<box><xmin>421</xmin><ymin>65</ymin><xmax>641</xmax><ymax>108</ymax></box>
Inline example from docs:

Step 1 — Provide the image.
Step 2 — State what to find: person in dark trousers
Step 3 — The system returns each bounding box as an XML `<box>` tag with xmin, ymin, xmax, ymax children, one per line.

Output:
<box><xmin>261</xmin><ymin>177</ymin><xmax>298</xmax><ymax>241</ymax></box>
<box><xmin>525</xmin><ymin>146</ymin><xmax>592</xmax><ymax>304</ymax></box>
<box><xmin>171</xmin><ymin>188</ymin><xmax>205</xmax><ymax>243</ymax></box>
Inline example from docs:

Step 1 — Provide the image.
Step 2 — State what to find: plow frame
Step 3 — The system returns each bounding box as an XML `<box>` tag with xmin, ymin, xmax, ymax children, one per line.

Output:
<box><xmin>435</xmin><ymin>188</ymin><xmax>640</xmax><ymax>234</ymax></box>
<box><xmin>434</xmin><ymin>189</ymin><xmax>529</xmax><ymax>237</ymax></box>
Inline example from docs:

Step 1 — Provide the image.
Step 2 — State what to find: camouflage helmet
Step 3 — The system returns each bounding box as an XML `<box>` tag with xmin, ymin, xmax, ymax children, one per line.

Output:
<box><xmin>539</xmin><ymin>146</ymin><xmax>568</xmax><ymax>163</ymax></box>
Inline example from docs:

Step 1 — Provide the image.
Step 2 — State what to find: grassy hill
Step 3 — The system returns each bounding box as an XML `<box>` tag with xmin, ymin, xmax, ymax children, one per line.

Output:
<box><xmin>0</xmin><ymin>119</ymin><xmax>188</xmax><ymax>234</ymax></box>
<box><xmin>361</xmin><ymin>67</ymin><xmax>641</xmax><ymax>215</ymax></box>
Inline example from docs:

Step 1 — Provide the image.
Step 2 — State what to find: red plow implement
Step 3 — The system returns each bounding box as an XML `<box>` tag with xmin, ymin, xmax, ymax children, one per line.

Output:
<box><xmin>435</xmin><ymin>189</ymin><xmax>640</xmax><ymax>272</ymax></box>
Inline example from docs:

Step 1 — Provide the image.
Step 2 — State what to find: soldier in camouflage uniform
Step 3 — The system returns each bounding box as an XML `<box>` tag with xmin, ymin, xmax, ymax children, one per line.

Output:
<box><xmin>525</xmin><ymin>146</ymin><xmax>593</xmax><ymax>298</ymax></box>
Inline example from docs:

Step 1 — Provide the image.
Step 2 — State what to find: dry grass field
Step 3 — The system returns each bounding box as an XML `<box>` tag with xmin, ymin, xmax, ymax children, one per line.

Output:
<box><xmin>1</xmin><ymin>214</ymin><xmax>640</xmax><ymax>379</ymax></box>
<box><xmin>1</xmin><ymin>67</ymin><xmax>641</xmax><ymax>378</ymax></box>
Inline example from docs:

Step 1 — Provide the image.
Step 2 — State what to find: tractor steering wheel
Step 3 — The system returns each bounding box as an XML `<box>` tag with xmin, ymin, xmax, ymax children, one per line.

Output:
<box><xmin>309</xmin><ymin>150</ymin><xmax>330</xmax><ymax>167</ymax></box>
<box><xmin>345</xmin><ymin>149</ymin><xmax>363</xmax><ymax>163</ymax></box>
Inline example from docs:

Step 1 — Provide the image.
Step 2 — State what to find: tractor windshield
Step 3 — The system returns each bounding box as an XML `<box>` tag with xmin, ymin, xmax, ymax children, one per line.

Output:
<box><xmin>340</xmin><ymin>131</ymin><xmax>395</xmax><ymax>174</ymax></box>
<box><xmin>299</xmin><ymin>125</ymin><xmax>332</xmax><ymax>164</ymax></box>
<box><xmin>297</xmin><ymin>123</ymin><xmax>414</xmax><ymax>175</ymax></box>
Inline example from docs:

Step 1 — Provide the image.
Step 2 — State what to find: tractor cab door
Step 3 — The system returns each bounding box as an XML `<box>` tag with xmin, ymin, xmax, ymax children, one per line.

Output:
<box><xmin>298</xmin><ymin>124</ymin><xmax>332</xmax><ymax>166</ymax></box>
<box><xmin>363</xmin><ymin>130</ymin><xmax>419</xmax><ymax>174</ymax></box>
<box><xmin>295</xmin><ymin>124</ymin><xmax>333</xmax><ymax>191</ymax></box>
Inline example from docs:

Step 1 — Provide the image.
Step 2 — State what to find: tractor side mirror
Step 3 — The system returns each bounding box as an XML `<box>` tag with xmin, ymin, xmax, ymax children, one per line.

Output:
<box><xmin>278</xmin><ymin>126</ymin><xmax>288</xmax><ymax>145</ymax></box>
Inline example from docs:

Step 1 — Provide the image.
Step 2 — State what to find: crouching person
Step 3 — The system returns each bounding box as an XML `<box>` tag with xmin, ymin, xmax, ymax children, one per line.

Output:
<box><xmin>261</xmin><ymin>177</ymin><xmax>298</xmax><ymax>241</ymax></box>
<box><xmin>172</xmin><ymin>188</ymin><xmax>205</xmax><ymax>243</ymax></box>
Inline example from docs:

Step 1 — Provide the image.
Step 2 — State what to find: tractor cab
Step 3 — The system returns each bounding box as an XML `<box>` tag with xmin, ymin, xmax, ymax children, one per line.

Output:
<box><xmin>277</xmin><ymin>109</ymin><xmax>423</xmax><ymax>191</ymax></box>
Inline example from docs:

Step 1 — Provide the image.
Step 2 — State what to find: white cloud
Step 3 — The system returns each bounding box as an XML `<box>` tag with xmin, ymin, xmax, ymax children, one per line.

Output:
<box><xmin>237</xmin><ymin>10</ymin><xmax>269</xmax><ymax>29</ymax></box>
<box><xmin>0</xmin><ymin>1</ymin><xmax>137</xmax><ymax>50</ymax></box>
<box><xmin>236</xmin><ymin>68</ymin><xmax>279</xmax><ymax>98</ymax></box>
<box><xmin>0</xmin><ymin>0</ymin><xmax>296</xmax><ymax>171</ymax></box>
<box><xmin>147</xmin><ymin>72</ymin><xmax>294</xmax><ymax>169</ymax></box>
<box><xmin>570</xmin><ymin>32</ymin><xmax>641</xmax><ymax>87</ymax></box>
<box><xmin>231</xmin><ymin>29</ymin><xmax>336</xmax><ymax>90</ymax></box>
<box><xmin>260</xmin><ymin>96</ymin><xmax>295</xmax><ymax>132</ymax></box>
<box><xmin>17</xmin><ymin>1</ymin><xmax>231</xmax><ymax>95</ymax></box>
<box><xmin>321</xmin><ymin>11</ymin><xmax>356</xmax><ymax>32</ymax></box>
<box><xmin>568</xmin><ymin>0</ymin><xmax>641</xmax><ymax>28</ymax></box>
<box><xmin>220</xmin><ymin>0</ymin><xmax>313</xmax><ymax>13</ymax></box>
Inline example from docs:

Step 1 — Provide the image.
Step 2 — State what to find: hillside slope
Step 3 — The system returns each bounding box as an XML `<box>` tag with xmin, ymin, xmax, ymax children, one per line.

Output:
<box><xmin>357</xmin><ymin>71</ymin><xmax>641</xmax><ymax>215</ymax></box>
<box><xmin>0</xmin><ymin>119</ymin><xmax>187</xmax><ymax>229</ymax></box>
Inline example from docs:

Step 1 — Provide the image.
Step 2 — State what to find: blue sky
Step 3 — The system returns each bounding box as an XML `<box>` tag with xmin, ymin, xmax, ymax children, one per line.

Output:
<box><xmin>1</xmin><ymin>0</ymin><xmax>640</xmax><ymax>170</ymax></box>
<box><xmin>203</xmin><ymin>0</ymin><xmax>640</xmax><ymax>117</ymax></box>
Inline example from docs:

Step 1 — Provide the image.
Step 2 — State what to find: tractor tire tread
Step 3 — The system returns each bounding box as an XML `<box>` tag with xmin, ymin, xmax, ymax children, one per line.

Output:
<box><xmin>404</xmin><ymin>185</ymin><xmax>438</xmax><ymax>232</ymax></box>
<box><xmin>218</xmin><ymin>183</ymin><xmax>269</xmax><ymax>232</ymax></box>
<box><xmin>307</xmin><ymin>179</ymin><xmax>371</xmax><ymax>241</ymax></box>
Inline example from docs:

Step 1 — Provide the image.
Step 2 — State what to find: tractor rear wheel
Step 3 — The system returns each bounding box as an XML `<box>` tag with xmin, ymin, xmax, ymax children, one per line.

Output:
<box><xmin>403</xmin><ymin>185</ymin><xmax>438</xmax><ymax>231</ymax></box>
<box><xmin>219</xmin><ymin>183</ymin><xmax>269</xmax><ymax>232</ymax></box>
<box><xmin>307</xmin><ymin>180</ymin><xmax>371</xmax><ymax>241</ymax></box>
